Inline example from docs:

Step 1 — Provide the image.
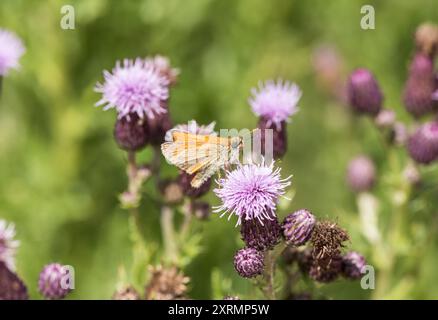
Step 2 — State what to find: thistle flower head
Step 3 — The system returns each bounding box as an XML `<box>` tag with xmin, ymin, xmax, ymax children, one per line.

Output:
<box><xmin>213</xmin><ymin>162</ymin><xmax>291</xmax><ymax>225</ymax></box>
<box><xmin>407</xmin><ymin>121</ymin><xmax>438</xmax><ymax>164</ymax></box>
<box><xmin>240</xmin><ymin>216</ymin><xmax>281</xmax><ymax>251</ymax></box>
<box><xmin>145</xmin><ymin>55</ymin><xmax>179</xmax><ymax>85</ymax></box>
<box><xmin>38</xmin><ymin>263</ymin><xmax>72</xmax><ymax>299</ymax></box>
<box><xmin>310</xmin><ymin>221</ymin><xmax>349</xmax><ymax>261</ymax></box>
<box><xmin>341</xmin><ymin>251</ymin><xmax>366</xmax><ymax>280</ymax></box>
<box><xmin>347</xmin><ymin>68</ymin><xmax>383</xmax><ymax>116</ymax></box>
<box><xmin>257</xmin><ymin>117</ymin><xmax>288</xmax><ymax>158</ymax></box>
<box><xmin>113</xmin><ymin>113</ymin><xmax>149</xmax><ymax>151</ymax></box>
<box><xmin>0</xmin><ymin>29</ymin><xmax>25</xmax><ymax>76</ymax></box>
<box><xmin>249</xmin><ymin>79</ymin><xmax>301</xmax><ymax>129</ymax></box>
<box><xmin>346</xmin><ymin>155</ymin><xmax>376</xmax><ymax>192</ymax></box>
<box><xmin>403</xmin><ymin>53</ymin><xmax>436</xmax><ymax>117</ymax></box>
<box><xmin>0</xmin><ymin>220</ymin><xmax>19</xmax><ymax>271</ymax></box>
<box><xmin>233</xmin><ymin>248</ymin><xmax>264</xmax><ymax>278</ymax></box>
<box><xmin>95</xmin><ymin>58</ymin><xmax>169</xmax><ymax>120</ymax></box>
<box><xmin>281</xmin><ymin>209</ymin><xmax>316</xmax><ymax>246</ymax></box>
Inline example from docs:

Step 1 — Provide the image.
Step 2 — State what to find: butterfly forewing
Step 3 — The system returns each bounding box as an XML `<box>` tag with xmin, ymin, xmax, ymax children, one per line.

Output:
<box><xmin>161</xmin><ymin>130</ymin><xmax>242</xmax><ymax>188</ymax></box>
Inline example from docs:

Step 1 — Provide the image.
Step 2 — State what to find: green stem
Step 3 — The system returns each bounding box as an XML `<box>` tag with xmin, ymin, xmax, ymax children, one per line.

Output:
<box><xmin>261</xmin><ymin>242</ymin><xmax>286</xmax><ymax>300</ymax></box>
<box><xmin>161</xmin><ymin>205</ymin><xmax>178</xmax><ymax>263</ymax></box>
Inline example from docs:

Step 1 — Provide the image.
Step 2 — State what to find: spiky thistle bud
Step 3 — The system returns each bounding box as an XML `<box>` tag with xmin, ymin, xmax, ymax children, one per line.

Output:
<box><xmin>407</xmin><ymin>121</ymin><xmax>438</xmax><ymax>164</ymax></box>
<box><xmin>233</xmin><ymin>248</ymin><xmax>264</xmax><ymax>278</ymax></box>
<box><xmin>240</xmin><ymin>215</ymin><xmax>281</xmax><ymax>251</ymax></box>
<box><xmin>341</xmin><ymin>251</ymin><xmax>366</xmax><ymax>280</ymax></box>
<box><xmin>38</xmin><ymin>263</ymin><xmax>72</xmax><ymax>300</ymax></box>
<box><xmin>347</xmin><ymin>68</ymin><xmax>383</xmax><ymax>116</ymax></box>
<box><xmin>114</xmin><ymin>114</ymin><xmax>149</xmax><ymax>151</ymax></box>
<box><xmin>257</xmin><ymin>117</ymin><xmax>288</xmax><ymax>159</ymax></box>
<box><xmin>346</xmin><ymin>155</ymin><xmax>376</xmax><ymax>192</ymax></box>
<box><xmin>403</xmin><ymin>53</ymin><xmax>437</xmax><ymax>117</ymax></box>
<box><xmin>281</xmin><ymin>209</ymin><xmax>316</xmax><ymax>246</ymax></box>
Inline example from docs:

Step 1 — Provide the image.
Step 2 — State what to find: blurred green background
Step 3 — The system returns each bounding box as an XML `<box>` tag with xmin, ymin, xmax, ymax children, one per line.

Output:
<box><xmin>1</xmin><ymin>0</ymin><xmax>438</xmax><ymax>299</ymax></box>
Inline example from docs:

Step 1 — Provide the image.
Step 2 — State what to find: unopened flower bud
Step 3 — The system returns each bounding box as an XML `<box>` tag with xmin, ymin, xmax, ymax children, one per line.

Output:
<box><xmin>233</xmin><ymin>248</ymin><xmax>264</xmax><ymax>278</ymax></box>
<box><xmin>347</xmin><ymin>155</ymin><xmax>376</xmax><ymax>192</ymax></box>
<box><xmin>347</xmin><ymin>69</ymin><xmax>383</xmax><ymax>116</ymax></box>
<box><xmin>257</xmin><ymin>117</ymin><xmax>287</xmax><ymax>159</ymax></box>
<box><xmin>114</xmin><ymin>114</ymin><xmax>149</xmax><ymax>151</ymax></box>
<box><xmin>407</xmin><ymin>121</ymin><xmax>438</xmax><ymax>164</ymax></box>
<box><xmin>241</xmin><ymin>216</ymin><xmax>281</xmax><ymax>251</ymax></box>
<box><xmin>38</xmin><ymin>263</ymin><xmax>72</xmax><ymax>300</ymax></box>
<box><xmin>341</xmin><ymin>251</ymin><xmax>366</xmax><ymax>280</ymax></box>
<box><xmin>403</xmin><ymin>53</ymin><xmax>436</xmax><ymax>117</ymax></box>
<box><xmin>374</xmin><ymin>109</ymin><xmax>396</xmax><ymax>129</ymax></box>
<box><xmin>281</xmin><ymin>209</ymin><xmax>316</xmax><ymax>246</ymax></box>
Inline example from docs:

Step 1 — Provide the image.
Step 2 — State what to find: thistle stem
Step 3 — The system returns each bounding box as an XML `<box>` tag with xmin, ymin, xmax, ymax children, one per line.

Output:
<box><xmin>261</xmin><ymin>242</ymin><xmax>286</xmax><ymax>300</ymax></box>
<box><xmin>127</xmin><ymin>151</ymin><xmax>142</xmax><ymax>230</ymax></box>
<box><xmin>161</xmin><ymin>205</ymin><xmax>178</xmax><ymax>263</ymax></box>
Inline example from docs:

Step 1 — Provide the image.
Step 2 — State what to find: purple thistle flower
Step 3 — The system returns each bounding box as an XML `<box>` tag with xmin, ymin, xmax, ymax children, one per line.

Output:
<box><xmin>240</xmin><ymin>215</ymin><xmax>281</xmax><ymax>251</ymax></box>
<box><xmin>403</xmin><ymin>53</ymin><xmax>436</xmax><ymax>117</ymax></box>
<box><xmin>213</xmin><ymin>163</ymin><xmax>291</xmax><ymax>226</ymax></box>
<box><xmin>38</xmin><ymin>263</ymin><xmax>72</xmax><ymax>299</ymax></box>
<box><xmin>341</xmin><ymin>251</ymin><xmax>366</xmax><ymax>280</ymax></box>
<box><xmin>407</xmin><ymin>122</ymin><xmax>438</xmax><ymax>164</ymax></box>
<box><xmin>347</xmin><ymin>68</ymin><xmax>383</xmax><ymax>116</ymax></box>
<box><xmin>145</xmin><ymin>55</ymin><xmax>179</xmax><ymax>86</ymax></box>
<box><xmin>0</xmin><ymin>29</ymin><xmax>25</xmax><ymax>76</ymax></box>
<box><xmin>249</xmin><ymin>79</ymin><xmax>301</xmax><ymax>129</ymax></box>
<box><xmin>0</xmin><ymin>220</ymin><xmax>19</xmax><ymax>271</ymax></box>
<box><xmin>233</xmin><ymin>248</ymin><xmax>264</xmax><ymax>278</ymax></box>
<box><xmin>95</xmin><ymin>58</ymin><xmax>169</xmax><ymax>120</ymax></box>
<box><xmin>346</xmin><ymin>155</ymin><xmax>376</xmax><ymax>192</ymax></box>
<box><xmin>281</xmin><ymin>209</ymin><xmax>316</xmax><ymax>246</ymax></box>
